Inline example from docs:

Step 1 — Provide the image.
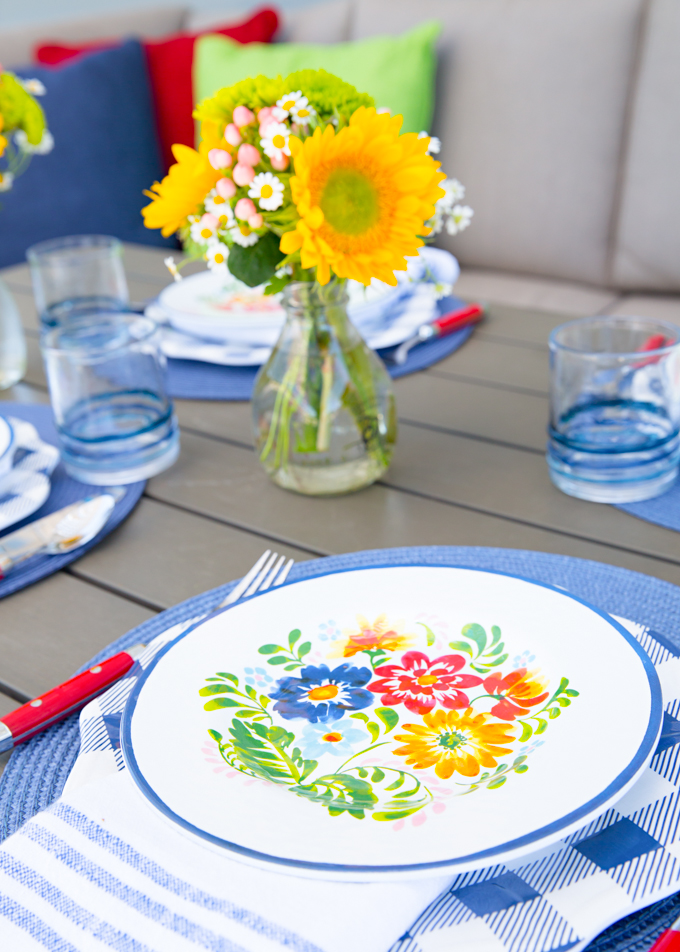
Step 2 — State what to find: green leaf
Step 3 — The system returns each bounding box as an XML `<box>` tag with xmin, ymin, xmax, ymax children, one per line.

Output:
<box><xmin>565</xmin><ymin>688</ymin><xmax>579</xmax><ymax>697</ymax></box>
<box><xmin>371</xmin><ymin>767</ymin><xmax>385</xmax><ymax>782</ymax></box>
<box><xmin>267</xmin><ymin>656</ymin><xmax>290</xmax><ymax>665</ymax></box>
<box><xmin>366</xmin><ymin>722</ymin><xmax>380</xmax><ymax>744</ymax></box>
<box><xmin>228</xmin><ymin>231</ymin><xmax>283</xmax><ymax>287</ymax></box>
<box><xmin>263</xmin><ymin>272</ymin><xmax>292</xmax><ymax>296</ymax></box>
<box><xmin>235</xmin><ymin>710</ymin><xmax>258</xmax><ymax>717</ymax></box>
<box><xmin>258</xmin><ymin>695</ymin><xmax>270</xmax><ymax>707</ymax></box>
<box><xmin>535</xmin><ymin>718</ymin><xmax>548</xmax><ymax>734</ymax></box>
<box><xmin>448</xmin><ymin>640</ymin><xmax>473</xmax><ymax>657</ymax></box>
<box><xmin>461</xmin><ymin>623</ymin><xmax>488</xmax><ymax>655</ymax></box>
<box><xmin>513</xmin><ymin>755</ymin><xmax>527</xmax><ymax>766</ymax></box>
<box><xmin>518</xmin><ymin>721</ymin><xmax>533</xmax><ymax>743</ymax></box>
<box><xmin>203</xmin><ymin>697</ymin><xmax>243</xmax><ymax>710</ymax></box>
<box><xmin>216</xmin><ymin>672</ymin><xmax>239</xmax><ymax>684</ymax></box>
<box><xmin>375</xmin><ymin>707</ymin><xmax>399</xmax><ymax>733</ymax></box>
<box><xmin>549</xmin><ymin>706</ymin><xmax>561</xmax><ymax>719</ymax></box>
<box><xmin>385</xmin><ymin>773</ymin><xmax>405</xmax><ymax>791</ymax></box>
<box><xmin>350</xmin><ymin>713</ymin><xmax>369</xmax><ymax>723</ymax></box>
<box><xmin>298</xmin><ymin>642</ymin><xmax>312</xmax><ymax>658</ymax></box>
<box><xmin>417</xmin><ymin>622</ymin><xmax>436</xmax><ymax>647</ymax></box>
<box><xmin>515</xmin><ymin>764</ymin><xmax>529</xmax><ymax>773</ymax></box>
<box><xmin>288</xmin><ymin>629</ymin><xmax>301</xmax><ymax>648</ymax></box>
<box><xmin>487</xmin><ymin>776</ymin><xmax>507</xmax><ymax>789</ymax></box>
<box><xmin>199</xmin><ymin>684</ymin><xmax>236</xmax><ymax>696</ymax></box>
<box><xmin>207</xmin><ymin>729</ymin><xmax>223</xmax><ymax>742</ymax></box>
<box><xmin>490</xmin><ymin>625</ymin><xmax>502</xmax><ymax>647</ymax></box>
<box><xmin>300</xmin><ymin>759</ymin><xmax>318</xmax><ymax>782</ymax></box>
<box><xmin>356</xmin><ymin>767</ymin><xmax>369</xmax><ymax>779</ymax></box>
<box><xmin>556</xmin><ymin>697</ymin><xmax>571</xmax><ymax>707</ymax></box>
<box><xmin>348</xmin><ymin>810</ymin><xmax>365</xmax><ymax>820</ymax></box>
<box><xmin>484</xmin><ymin>642</ymin><xmax>505</xmax><ymax>657</ymax></box>
<box><xmin>284</xmin><ymin>664</ymin><xmax>300</xmax><ymax>671</ymax></box>
<box><xmin>245</xmin><ymin>684</ymin><xmax>257</xmax><ymax>699</ymax></box>
<box><xmin>258</xmin><ymin>645</ymin><xmax>284</xmax><ymax>655</ymax></box>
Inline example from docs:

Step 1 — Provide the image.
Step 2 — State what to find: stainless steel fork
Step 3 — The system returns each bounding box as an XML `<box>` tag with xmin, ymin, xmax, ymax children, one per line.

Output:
<box><xmin>215</xmin><ymin>549</ymin><xmax>294</xmax><ymax>610</ymax></box>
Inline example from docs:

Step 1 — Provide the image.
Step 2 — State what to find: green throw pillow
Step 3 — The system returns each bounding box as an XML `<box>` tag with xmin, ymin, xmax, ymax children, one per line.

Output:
<box><xmin>193</xmin><ymin>20</ymin><xmax>441</xmax><ymax>137</ymax></box>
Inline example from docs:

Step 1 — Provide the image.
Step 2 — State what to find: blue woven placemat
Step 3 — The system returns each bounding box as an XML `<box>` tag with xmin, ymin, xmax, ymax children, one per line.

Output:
<box><xmin>0</xmin><ymin>403</ymin><xmax>145</xmax><ymax>598</ymax></box>
<box><xmin>617</xmin><ymin>476</ymin><xmax>680</xmax><ymax>533</ymax></box>
<box><xmin>1</xmin><ymin>544</ymin><xmax>678</xmax><ymax>952</ymax></box>
<box><xmin>165</xmin><ymin>295</ymin><xmax>474</xmax><ymax>401</ymax></box>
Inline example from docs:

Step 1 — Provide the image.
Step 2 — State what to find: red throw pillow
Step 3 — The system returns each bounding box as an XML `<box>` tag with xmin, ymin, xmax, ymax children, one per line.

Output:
<box><xmin>34</xmin><ymin>7</ymin><xmax>279</xmax><ymax>170</ymax></box>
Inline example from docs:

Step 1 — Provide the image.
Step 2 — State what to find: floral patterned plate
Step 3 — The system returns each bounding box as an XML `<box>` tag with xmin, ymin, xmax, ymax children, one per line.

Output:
<box><xmin>121</xmin><ymin>564</ymin><xmax>662</xmax><ymax>880</ymax></box>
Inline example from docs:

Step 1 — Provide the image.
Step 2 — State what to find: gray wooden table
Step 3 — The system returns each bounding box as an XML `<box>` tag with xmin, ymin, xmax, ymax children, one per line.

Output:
<box><xmin>1</xmin><ymin>243</ymin><xmax>679</xmax><ymax>742</ymax></box>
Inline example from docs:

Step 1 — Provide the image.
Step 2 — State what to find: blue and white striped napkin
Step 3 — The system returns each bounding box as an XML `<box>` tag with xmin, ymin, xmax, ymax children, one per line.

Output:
<box><xmin>1</xmin><ymin>615</ymin><xmax>680</xmax><ymax>952</ymax></box>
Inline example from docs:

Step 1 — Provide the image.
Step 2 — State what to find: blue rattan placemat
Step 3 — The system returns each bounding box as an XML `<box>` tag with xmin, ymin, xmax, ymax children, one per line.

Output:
<box><xmin>618</xmin><ymin>477</ymin><xmax>680</xmax><ymax>533</ymax></box>
<box><xmin>0</xmin><ymin>403</ymin><xmax>145</xmax><ymax>598</ymax></box>
<box><xmin>165</xmin><ymin>296</ymin><xmax>474</xmax><ymax>400</ymax></box>
<box><xmin>1</xmin><ymin>544</ymin><xmax>678</xmax><ymax>951</ymax></box>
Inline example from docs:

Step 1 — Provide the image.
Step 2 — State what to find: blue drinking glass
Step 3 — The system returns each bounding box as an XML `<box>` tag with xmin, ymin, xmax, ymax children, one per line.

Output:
<box><xmin>548</xmin><ymin>316</ymin><xmax>680</xmax><ymax>502</ymax></box>
<box><xmin>41</xmin><ymin>312</ymin><xmax>179</xmax><ymax>484</ymax></box>
<box><xmin>27</xmin><ymin>235</ymin><xmax>129</xmax><ymax>328</ymax></box>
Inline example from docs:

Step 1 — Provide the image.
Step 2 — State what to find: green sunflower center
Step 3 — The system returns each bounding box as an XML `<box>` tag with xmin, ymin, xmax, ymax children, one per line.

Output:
<box><xmin>319</xmin><ymin>167</ymin><xmax>379</xmax><ymax>236</ymax></box>
<box><xmin>437</xmin><ymin>730</ymin><xmax>466</xmax><ymax>750</ymax></box>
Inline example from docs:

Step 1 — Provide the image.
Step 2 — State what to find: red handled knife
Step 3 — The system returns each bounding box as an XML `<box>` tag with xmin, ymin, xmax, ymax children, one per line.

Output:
<box><xmin>392</xmin><ymin>302</ymin><xmax>485</xmax><ymax>365</ymax></box>
<box><xmin>0</xmin><ymin>643</ymin><xmax>146</xmax><ymax>754</ymax></box>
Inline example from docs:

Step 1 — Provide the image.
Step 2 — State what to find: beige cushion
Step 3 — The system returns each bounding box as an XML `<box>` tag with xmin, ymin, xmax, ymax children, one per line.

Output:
<box><xmin>455</xmin><ymin>269</ymin><xmax>620</xmax><ymax>316</ymax></box>
<box><xmin>351</xmin><ymin>0</ymin><xmax>644</xmax><ymax>287</ymax></box>
<box><xmin>278</xmin><ymin>1</ymin><xmax>352</xmax><ymax>43</ymax></box>
<box><xmin>611</xmin><ymin>0</ymin><xmax>680</xmax><ymax>291</ymax></box>
<box><xmin>0</xmin><ymin>7</ymin><xmax>188</xmax><ymax>68</ymax></box>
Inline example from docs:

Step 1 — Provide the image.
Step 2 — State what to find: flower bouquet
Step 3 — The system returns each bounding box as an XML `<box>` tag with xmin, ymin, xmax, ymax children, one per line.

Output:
<box><xmin>142</xmin><ymin>69</ymin><xmax>471</xmax><ymax>494</ymax></box>
<box><xmin>0</xmin><ymin>71</ymin><xmax>53</xmax><ymax>192</ymax></box>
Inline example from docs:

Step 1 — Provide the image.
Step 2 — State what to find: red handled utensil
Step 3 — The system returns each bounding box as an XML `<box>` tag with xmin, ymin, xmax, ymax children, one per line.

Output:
<box><xmin>0</xmin><ymin>643</ymin><xmax>146</xmax><ymax>754</ymax></box>
<box><xmin>648</xmin><ymin>914</ymin><xmax>680</xmax><ymax>952</ymax></box>
<box><xmin>392</xmin><ymin>302</ymin><xmax>485</xmax><ymax>365</ymax></box>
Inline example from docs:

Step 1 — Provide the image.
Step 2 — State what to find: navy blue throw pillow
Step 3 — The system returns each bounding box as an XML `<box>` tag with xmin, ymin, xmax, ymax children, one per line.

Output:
<box><xmin>0</xmin><ymin>40</ymin><xmax>177</xmax><ymax>269</ymax></box>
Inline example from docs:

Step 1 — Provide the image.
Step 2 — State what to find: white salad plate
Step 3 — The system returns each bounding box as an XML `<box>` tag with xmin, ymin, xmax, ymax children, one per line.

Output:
<box><xmin>0</xmin><ymin>416</ymin><xmax>59</xmax><ymax>531</ymax></box>
<box><xmin>122</xmin><ymin>564</ymin><xmax>661</xmax><ymax>881</ymax></box>
<box><xmin>158</xmin><ymin>271</ymin><xmax>407</xmax><ymax>347</ymax></box>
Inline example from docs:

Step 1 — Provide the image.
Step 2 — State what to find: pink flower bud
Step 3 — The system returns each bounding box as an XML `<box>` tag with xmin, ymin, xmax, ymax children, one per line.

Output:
<box><xmin>237</xmin><ymin>143</ymin><xmax>261</xmax><ymax>167</ymax></box>
<box><xmin>201</xmin><ymin>213</ymin><xmax>219</xmax><ymax>229</ymax></box>
<box><xmin>235</xmin><ymin>198</ymin><xmax>257</xmax><ymax>221</ymax></box>
<box><xmin>270</xmin><ymin>153</ymin><xmax>289</xmax><ymax>171</ymax></box>
<box><xmin>233</xmin><ymin>163</ymin><xmax>256</xmax><ymax>187</ymax></box>
<box><xmin>215</xmin><ymin>177</ymin><xmax>236</xmax><ymax>199</ymax></box>
<box><xmin>233</xmin><ymin>105</ymin><xmax>255</xmax><ymax>128</ymax></box>
<box><xmin>224</xmin><ymin>123</ymin><xmax>242</xmax><ymax>147</ymax></box>
<box><xmin>258</xmin><ymin>106</ymin><xmax>274</xmax><ymax>123</ymax></box>
<box><xmin>248</xmin><ymin>213</ymin><xmax>264</xmax><ymax>229</ymax></box>
<box><xmin>208</xmin><ymin>149</ymin><xmax>232</xmax><ymax>170</ymax></box>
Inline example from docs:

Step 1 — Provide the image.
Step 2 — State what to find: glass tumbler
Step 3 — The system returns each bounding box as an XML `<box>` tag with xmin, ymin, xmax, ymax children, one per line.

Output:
<box><xmin>548</xmin><ymin>316</ymin><xmax>680</xmax><ymax>502</ymax></box>
<box><xmin>41</xmin><ymin>312</ymin><xmax>179</xmax><ymax>484</ymax></box>
<box><xmin>27</xmin><ymin>235</ymin><xmax>129</xmax><ymax>328</ymax></box>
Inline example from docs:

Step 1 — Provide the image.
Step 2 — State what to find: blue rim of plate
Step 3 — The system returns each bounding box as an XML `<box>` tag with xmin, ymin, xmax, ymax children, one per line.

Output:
<box><xmin>121</xmin><ymin>561</ymin><xmax>663</xmax><ymax>876</ymax></box>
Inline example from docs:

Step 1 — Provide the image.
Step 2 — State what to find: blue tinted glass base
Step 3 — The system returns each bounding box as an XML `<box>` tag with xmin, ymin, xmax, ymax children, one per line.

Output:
<box><xmin>547</xmin><ymin>449</ymin><xmax>679</xmax><ymax>503</ymax></box>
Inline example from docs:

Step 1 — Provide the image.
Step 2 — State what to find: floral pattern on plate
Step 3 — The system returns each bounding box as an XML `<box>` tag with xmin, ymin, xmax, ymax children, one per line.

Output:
<box><xmin>199</xmin><ymin>615</ymin><xmax>578</xmax><ymax>824</ymax></box>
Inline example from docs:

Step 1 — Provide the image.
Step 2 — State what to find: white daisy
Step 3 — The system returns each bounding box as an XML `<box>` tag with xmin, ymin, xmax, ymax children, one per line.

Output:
<box><xmin>275</xmin><ymin>90</ymin><xmax>304</xmax><ymax>118</ymax></box>
<box><xmin>418</xmin><ymin>131</ymin><xmax>441</xmax><ymax>155</ymax></box>
<box><xmin>260</xmin><ymin>123</ymin><xmax>291</xmax><ymax>163</ymax></box>
<box><xmin>20</xmin><ymin>78</ymin><xmax>46</xmax><ymax>96</ymax></box>
<box><xmin>248</xmin><ymin>172</ymin><xmax>284</xmax><ymax>211</ymax></box>
<box><xmin>228</xmin><ymin>222</ymin><xmax>259</xmax><ymax>248</ymax></box>
<box><xmin>290</xmin><ymin>97</ymin><xmax>316</xmax><ymax>126</ymax></box>
<box><xmin>206</xmin><ymin>240</ymin><xmax>229</xmax><ymax>273</ymax></box>
<box><xmin>0</xmin><ymin>172</ymin><xmax>13</xmax><ymax>192</ymax></box>
<box><xmin>189</xmin><ymin>215</ymin><xmax>218</xmax><ymax>244</ymax></box>
<box><xmin>446</xmin><ymin>204</ymin><xmax>474</xmax><ymax>235</ymax></box>
<box><xmin>204</xmin><ymin>190</ymin><xmax>234</xmax><ymax>228</ymax></box>
<box><xmin>15</xmin><ymin>129</ymin><xmax>54</xmax><ymax>154</ymax></box>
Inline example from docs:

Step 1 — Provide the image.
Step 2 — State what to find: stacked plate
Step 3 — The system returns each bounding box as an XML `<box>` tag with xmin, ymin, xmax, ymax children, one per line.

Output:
<box><xmin>0</xmin><ymin>414</ymin><xmax>59</xmax><ymax>532</ymax></box>
<box><xmin>121</xmin><ymin>564</ymin><xmax>661</xmax><ymax>881</ymax></box>
<box><xmin>150</xmin><ymin>248</ymin><xmax>461</xmax><ymax>367</ymax></box>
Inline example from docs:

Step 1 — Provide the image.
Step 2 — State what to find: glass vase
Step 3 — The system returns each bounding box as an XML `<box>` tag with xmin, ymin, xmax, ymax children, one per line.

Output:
<box><xmin>0</xmin><ymin>278</ymin><xmax>27</xmax><ymax>390</ymax></box>
<box><xmin>252</xmin><ymin>280</ymin><xmax>397</xmax><ymax>495</ymax></box>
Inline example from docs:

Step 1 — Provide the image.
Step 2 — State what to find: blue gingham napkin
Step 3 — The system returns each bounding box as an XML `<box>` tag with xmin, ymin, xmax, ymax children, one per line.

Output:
<box><xmin>1</xmin><ymin>615</ymin><xmax>678</xmax><ymax>952</ymax></box>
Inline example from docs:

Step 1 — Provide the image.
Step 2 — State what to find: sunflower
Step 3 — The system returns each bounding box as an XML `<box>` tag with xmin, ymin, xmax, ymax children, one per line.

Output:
<box><xmin>393</xmin><ymin>708</ymin><xmax>516</xmax><ymax>780</ymax></box>
<box><xmin>279</xmin><ymin>107</ymin><xmax>445</xmax><ymax>286</ymax></box>
<box><xmin>142</xmin><ymin>139</ymin><xmax>224</xmax><ymax>238</ymax></box>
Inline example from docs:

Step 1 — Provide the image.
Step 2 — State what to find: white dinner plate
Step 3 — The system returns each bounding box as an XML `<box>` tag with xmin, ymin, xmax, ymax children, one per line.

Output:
<box><xmin>122</xmin><ymin>564</ymin><xmax>661</xmax><ymax>881</ymax></box>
